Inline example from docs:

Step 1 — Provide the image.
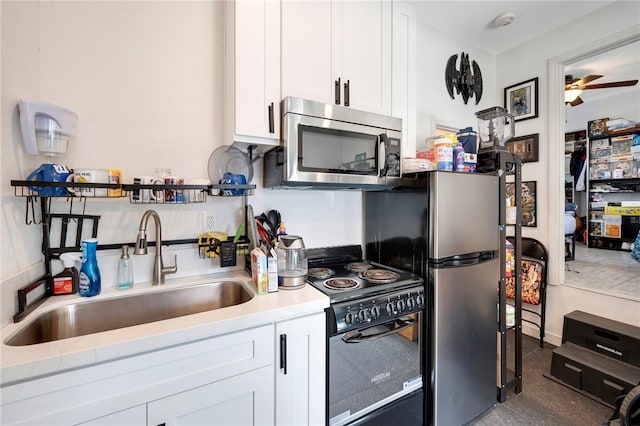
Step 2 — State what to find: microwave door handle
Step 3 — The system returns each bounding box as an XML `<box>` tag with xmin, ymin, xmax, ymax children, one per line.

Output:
<box><xmin>378</xmin><ymin>134</ymin><xmax>388</xmax><ymax>177</ymax></box>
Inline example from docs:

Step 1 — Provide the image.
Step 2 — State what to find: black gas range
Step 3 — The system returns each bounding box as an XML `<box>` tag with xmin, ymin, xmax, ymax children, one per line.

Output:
<box><xmin>306</xmin><ymin>245</ymin><xmax>425</xmax><ymax>426</ymax></box>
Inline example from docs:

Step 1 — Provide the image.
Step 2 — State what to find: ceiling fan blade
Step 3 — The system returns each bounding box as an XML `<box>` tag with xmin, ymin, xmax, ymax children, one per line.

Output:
<box><xmin>572</xmin><ymin>74</ymin><xmax>603</xmax><ymax>87</ymax></box>
<box><xmin>581</xmin><ymin>80</ymin><xmax>639</xmax><ymax>90</ymax></box>
<box><xmin>570</xmin><ymin>96</ymin><xmax>584</xmax><ymax>107</ymax></box>
<box><xmin>565</xmin><ymin>75</ymin><xmax>580</xmax><ymax>86</ymax></box>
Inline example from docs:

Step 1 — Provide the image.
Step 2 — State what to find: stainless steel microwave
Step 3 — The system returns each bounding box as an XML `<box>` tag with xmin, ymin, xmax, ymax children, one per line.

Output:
<box><xmin>263</xmin><ymin>97</ymin><xmax>403</xmax><ymax>189</ymax></box>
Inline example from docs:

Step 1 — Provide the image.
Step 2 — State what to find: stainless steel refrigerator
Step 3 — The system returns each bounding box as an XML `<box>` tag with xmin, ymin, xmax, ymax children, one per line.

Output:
<box><xmin>365</xmin><ymin>171</ymin><xmax>499</xmax><ymax>426</ymax></box>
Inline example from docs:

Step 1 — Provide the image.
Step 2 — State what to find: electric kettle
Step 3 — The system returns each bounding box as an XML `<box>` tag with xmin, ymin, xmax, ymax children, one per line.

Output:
<box><xmin>276</xmin><ymin>235</ymin><xmax>307</xmax><ymax>290</ymax></box>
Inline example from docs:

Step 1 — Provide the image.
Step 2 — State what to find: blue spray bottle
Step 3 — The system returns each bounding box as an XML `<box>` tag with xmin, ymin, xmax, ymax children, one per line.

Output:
<box><xmin>79</xmin><ymin>238</ymin><xmax>101</xmax><ymax>297</ymax></box>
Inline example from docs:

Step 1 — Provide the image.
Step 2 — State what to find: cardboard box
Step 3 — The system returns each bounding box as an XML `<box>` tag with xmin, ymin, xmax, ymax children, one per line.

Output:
<box><xmin>604</xmin><ymin>206</ymin><xmax>640</xmax><ymax>216</ymax></box>
<box><xmin>267</xmin><ymin>249</ymin><xmax>278</xmax><ymax>293</ymax></box>
<box><xmin>604</xmin><ymin>215</ymin><xmax>622</xmax><ymax>238</ymax></box>
<box><xmin>250</xmin><ymin>248</ymin><xmax>269</xmax><ymax>295</ymax></box>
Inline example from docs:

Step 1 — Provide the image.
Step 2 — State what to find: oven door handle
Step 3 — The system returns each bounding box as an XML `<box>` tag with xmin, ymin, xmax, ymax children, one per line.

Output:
<box><xmin>341</xmin><ymin>317</ymin><xmax>415</xmax><ymax>343</ymax></box>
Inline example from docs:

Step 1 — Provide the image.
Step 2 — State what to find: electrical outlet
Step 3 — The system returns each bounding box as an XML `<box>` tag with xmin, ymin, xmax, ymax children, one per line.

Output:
<box><xmin>202</xmin><ymin>212</ymin><xmax>216</xmax><ymax>232</ymax></box>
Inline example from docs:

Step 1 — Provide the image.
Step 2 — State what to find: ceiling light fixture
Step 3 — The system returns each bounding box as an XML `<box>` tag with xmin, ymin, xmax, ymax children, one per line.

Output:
<box><xmin>565</xmin><ymin>89</ymin><xmax>582</xmax><ymax>103</ymax></box>
<box><xmin>493</xmin><ymin>11</ymin><xmax>516</xmax><ymax>28</ymax></box>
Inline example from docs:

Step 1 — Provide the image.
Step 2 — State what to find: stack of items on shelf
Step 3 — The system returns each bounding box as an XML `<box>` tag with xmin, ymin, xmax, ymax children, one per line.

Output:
<box><xmin>406</xmin><ymin>127</ymin><xmax>478</xmax><ymax>174</ymax></box>
<box><xmin>587</xmin><ymin>118</ymin><xmax>640</xmax><ymax>250</ymax></box>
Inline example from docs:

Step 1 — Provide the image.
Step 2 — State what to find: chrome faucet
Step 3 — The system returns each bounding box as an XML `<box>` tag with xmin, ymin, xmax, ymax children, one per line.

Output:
<box><xmin>134</xmin><ymin>210</ymin><xmax>177</xmax><ymax>285</ymax></box>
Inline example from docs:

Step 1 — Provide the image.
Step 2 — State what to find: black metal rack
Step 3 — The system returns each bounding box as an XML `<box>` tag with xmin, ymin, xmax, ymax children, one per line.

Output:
<box><xmin>478</xmin><ymin>150</ymin><xmax>523</xmax><ymax>402</ymax></box>
<box><xmin>10</xmin><ymin>180</ymin><xmax>256</xmax><ymax>322</ymax></box>
<box><xmin>11</xmin><ymin>180</ymin><xmax>256</xmax><ymax>202</ymax></box>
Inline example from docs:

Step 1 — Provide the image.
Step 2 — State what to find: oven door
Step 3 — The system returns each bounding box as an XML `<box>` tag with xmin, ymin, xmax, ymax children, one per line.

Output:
<box><xmin>328</xmin><ymin>312</ymin><xmax>423</xmax><ymax>426</ymax></box>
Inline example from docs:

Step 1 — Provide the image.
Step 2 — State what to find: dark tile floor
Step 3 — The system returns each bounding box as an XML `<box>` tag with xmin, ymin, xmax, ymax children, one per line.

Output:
<box><xmin>467</xmin><ymin>334</ymin><xmax>613</xmax><ymax>426</ymax></box>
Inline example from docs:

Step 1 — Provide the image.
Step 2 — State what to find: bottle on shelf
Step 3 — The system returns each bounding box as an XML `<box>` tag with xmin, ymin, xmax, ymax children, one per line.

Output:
<box><xmin>454</xmin><ymin>142</ymin><xmax>465</xmax><ymax>172</ymax></box>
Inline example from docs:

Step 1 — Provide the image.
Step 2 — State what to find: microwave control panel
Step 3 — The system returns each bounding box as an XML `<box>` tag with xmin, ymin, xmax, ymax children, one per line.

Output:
<box><xmin>385</xmin><ymin>137</ymin><xmax>401</xmax><ymax>177</ymax></box>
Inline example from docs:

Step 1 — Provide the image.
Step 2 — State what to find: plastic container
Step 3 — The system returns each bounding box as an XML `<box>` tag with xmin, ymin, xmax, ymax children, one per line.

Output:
<box><xmin>505</xmin><ymin>239</ymin><xmax>514</xmax><ymax>279</ymax></box>
<box><xmin>506</xmin><ymin>198</ymin><xmax>517</xmax><ymax>225</ymax></box>
<box><xmin>456</xmin><ymin>127</ymin><xmax>478</xmax><ymax>154</ymax></box>
<box><xmin>454</xmin><ymin>142</ymin><xmax>465</xmax><ymax>172</ymax></box>
<box><xmin>613</xmin><ymin>165</ymin><xmax>623</xmax><ymax>179</ymax></box>
<box><xmin>117</xmin><ymin>245</ymin><xmax>134</xmax><ymax>290</ymax></box>
<box><xmin>53</xmin><ymin>253</ymin><xmax>79</xmax><ymax>295</ymax></box>
<box><xmin>79</xmin><ymin>238</ymin><xmax>101</xmax><ymax>297</ymax></box>
<box><xmin>434</xmin><ymin>136</ymin><xmax>454</xmax><ymax>171</ymax></box>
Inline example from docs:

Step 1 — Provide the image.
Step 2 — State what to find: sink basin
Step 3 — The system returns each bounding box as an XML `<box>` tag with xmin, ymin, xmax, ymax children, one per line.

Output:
<box><xmin>6</xmin><ymin>281</ymin><xmax>254</xmax><ymax>346</ymax></box>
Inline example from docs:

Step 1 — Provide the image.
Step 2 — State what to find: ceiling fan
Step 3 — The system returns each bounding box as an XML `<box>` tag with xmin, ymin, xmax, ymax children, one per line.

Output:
<box><xmin>565</xmin><ymin>74</ymin><xmax>638</xmax><ymax>106</ymax></box>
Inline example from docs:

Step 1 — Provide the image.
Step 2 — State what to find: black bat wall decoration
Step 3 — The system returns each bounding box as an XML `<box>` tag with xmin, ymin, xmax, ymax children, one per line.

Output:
<box><xmin>445</xmin><ymin>52</ymin><xmax>483</xmax><ymax>105</ymax></box>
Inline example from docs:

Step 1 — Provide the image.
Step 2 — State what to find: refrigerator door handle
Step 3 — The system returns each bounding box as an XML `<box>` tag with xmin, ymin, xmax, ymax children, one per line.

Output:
<box><xmin>430</xmin><ymin>250</ymin><xmax>497</xmax><ymax>268</ymax></box>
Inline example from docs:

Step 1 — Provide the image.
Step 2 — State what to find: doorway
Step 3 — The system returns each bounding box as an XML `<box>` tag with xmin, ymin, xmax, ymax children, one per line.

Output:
<box><xmin>548</xmin><ymin>28</ymin><xmax>640</xmax><ymax>291</ymax></box>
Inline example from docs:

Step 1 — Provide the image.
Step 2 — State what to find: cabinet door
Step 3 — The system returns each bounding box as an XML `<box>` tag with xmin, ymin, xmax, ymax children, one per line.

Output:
<box><xmin>275</xmin><ymin>313</ymin><xmax>326</xmax><ymax>426</ymax></box>
<box><xmin>76</xmin><ymin>405</ymin><xmax>146</xmax><ymax>426</ymax></box>
<box><xmin>227</xmin><ymin>0</ymin><xmax>280</xmax><ymax>148</ymax></box>
<box><xmin>281</xmin><ymin>0</ymin><xmax>336</xmax><ymax>105</ymax></box>
<box><xmin>391</xmin><ymin>1</ymin><xmax>416</xmax><ymax>156</ymax></box>
<box><xmin>147</xmin><ymin>365</ymin><xmax>274</xmax><ymax>426</ymax></box>
<box><xmin>339</xmin><ymin>0</ymin><xmax>391</xmax><ymax>114</ymax></box>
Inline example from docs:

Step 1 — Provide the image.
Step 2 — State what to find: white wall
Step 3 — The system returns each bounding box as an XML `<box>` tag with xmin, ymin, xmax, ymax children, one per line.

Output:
<box><xmin>415</xmin><ymin>23</ymin><xmax>496</xmax><ymax>145</ymax></box>
<box><xmin>565</xmin><ymin>90</ymin><xmax>640</xmax><ymax>133</ymax></box>
<box><xmin>0</xmin><ymin>1</ymin><xmax>362</xmax><ymax>327</ymax></box>
<box><xmin>496</xmin><ymin>1</ymin><xmax>640</xmax><ymax>345</ymax></box>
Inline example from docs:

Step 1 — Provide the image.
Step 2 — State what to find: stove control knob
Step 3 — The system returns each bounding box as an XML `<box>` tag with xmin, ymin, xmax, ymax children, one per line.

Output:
<box><xmin>416</xmin><ymin>294</ymin><xmax>425</xmax><ymax>306</ymax></box>
<box><xmin>385</xmin><ymin>302</ymin><xmax>395</xmax><ymax>315</ymax></box>
<box><xmin>357</xmin><ymin>309</ymin><xmax>367</xmax><ymax>322</ymax></box>
<box><xmin>345</xmin><ymin>312</ymin><xmax>354</xmax><ymax>325</ymax></box>
<box><xmin>371</xmin><ymin>305</ymin><xmax>381</xmax><ymax>319</ymax></box>
<box><xmin>396</xmin><ymin>299</ymin><xmax>406</xmax><ymax>312</ymax></box>
<box><xmin>407</xmin><ymin>297</ymin><xmax>416</xmax><ymax>309</ymax></box>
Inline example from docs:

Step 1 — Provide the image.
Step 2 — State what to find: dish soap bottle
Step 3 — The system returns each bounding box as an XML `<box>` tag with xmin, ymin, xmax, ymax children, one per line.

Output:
<box><xmin>117</xmin><ymin>245</ymin><xmax>134</xmax><ymax>290</ymax></box>
<box><xmin>79</xmin><ymin>238</ymin><xmax>101</xmax><ymax>297</ymax></box>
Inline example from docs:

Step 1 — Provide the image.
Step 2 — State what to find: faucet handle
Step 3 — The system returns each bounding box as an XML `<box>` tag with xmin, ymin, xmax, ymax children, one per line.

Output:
<box><xmin>163</xmin><ymin>254</ymin><xmax>178</xmax><ymax>276</ymax></box>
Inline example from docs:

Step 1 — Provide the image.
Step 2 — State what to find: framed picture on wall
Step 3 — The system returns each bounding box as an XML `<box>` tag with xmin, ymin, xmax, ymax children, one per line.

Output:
<box><xmin>506</xmin><ymin>181</ymin><xmax>537</xmax><ymax>227</ymax></box>
<box><xmin>506</xmin><ymin>133</ymin><xmax>539</xmax><ymax>163</ymax></box>
<box><xmin>504</xmin><ymin>77</ymin><xmax>539</xmax><ymax>122</ymax></box>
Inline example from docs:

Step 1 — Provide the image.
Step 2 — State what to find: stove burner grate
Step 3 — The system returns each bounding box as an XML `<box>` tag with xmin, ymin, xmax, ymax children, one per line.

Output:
<box><xmin>324</xmin><ymin>278</ymin><xmax>360</xmax><ymax>290</ymax></box>
<box><xmin>359</xmin><ymin>269</ymin><xmax>400</xmax><ymax>284</ymax></box>
<box><xmin>308</xmin><ymin>267</ymin><xmax>335</xmax><ymax>279</ymax></box>
<box><xmin>346</xmin><ymin>262</ymin><xmax>372</xmax><ymax>272</ymax></box>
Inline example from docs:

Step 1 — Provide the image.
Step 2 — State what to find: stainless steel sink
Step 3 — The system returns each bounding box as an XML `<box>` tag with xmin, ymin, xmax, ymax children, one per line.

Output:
<box><xmin>6</xmin><ymin>281</ymin><xmax>254</xmax><ymax>346</ymax></box>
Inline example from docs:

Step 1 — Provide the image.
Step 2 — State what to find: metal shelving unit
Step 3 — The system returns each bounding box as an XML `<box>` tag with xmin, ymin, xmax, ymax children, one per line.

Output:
<box><xmin>479</xmin><ymin>151</ymin><xmax>523</xmax><ymax>403</ymax></box>
<box><xmin>586</xmin><ymin>127</ymin><xmax>640</xmax><ymax>251</ymax></box>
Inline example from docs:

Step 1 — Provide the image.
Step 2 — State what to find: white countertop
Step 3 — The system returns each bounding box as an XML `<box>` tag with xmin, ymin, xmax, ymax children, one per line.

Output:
<box><xmin>0</xmin><ymin>271</ymin><xmax>329</xmax><ymax>386</ymax></box>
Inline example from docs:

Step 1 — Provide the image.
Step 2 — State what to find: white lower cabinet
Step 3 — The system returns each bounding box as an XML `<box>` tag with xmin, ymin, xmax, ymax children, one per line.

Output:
<box><xmin>275</xmin><ymin>313</ymin><xmax>326</xmax><ymax>426</ymax></box>
<box><xmin>147</xmin><ymin>365</ymin><xmax>274</xmax><ymax>426</ymax></box>
<box><xmin>2</xmin><ymin>314</ymin><xmax>326</xmax><ymax>426</ymax></box>
<box><xmin>77</xmin><ymin>406</ymin><xmax>146</xmax><ymax>426</ymax></box>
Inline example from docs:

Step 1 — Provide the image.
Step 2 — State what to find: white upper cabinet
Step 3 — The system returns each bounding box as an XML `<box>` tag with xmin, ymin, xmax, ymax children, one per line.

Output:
<box><xmin>281</xmin><ymin>0</ymin><xmax>392</xmax><ymax>115</ymax></box>
<box><xmin>391</xmin><ymin>1</ymin><xmax>417</xmax><ymax>156</ymax></box>
<box><xmin>225</xmin><ymin>0</ymin><xmax>281</xmax><ymax>154</ymax></box>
